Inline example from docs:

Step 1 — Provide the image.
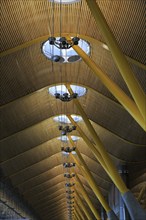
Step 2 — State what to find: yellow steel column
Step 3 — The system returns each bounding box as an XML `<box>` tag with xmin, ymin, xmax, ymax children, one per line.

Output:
<box><xmin>85</xmin><ymin>0</ymin><xmax>146</xmax><ymax>120</ymax></box>
<box><xmin>65</xmin><ymin>45</ymin><xmax>145</xmax><ymax>131</ymax></box>
<box><xmin>75</xmin><ymin>190</ymin><xmax>92</xmax><ymax>220</ymax></box>
<box><xmin>75</xmin><ymin>209</ymin><xmax>81</xmax><ymax>220</ymax></box>
<box><xmin>74</xmin><ymin>211</ymin><xmax>79</xmax><ymax>220</ymax></box>
<box><xmin>69</xmin><ymin>136</ymin><xmax>111</xmax><ymax>212</ymax></box>
<box><xmin>68</xmin><ymin>123</ymin><xmax>109</xmax><ymax>176</ymax></box>
<box><xmin>75</xmin><ymin>201</ymin><xmax>86</xmax><ymax>220</ymax></box>
<box><xmin>66</xmin><ymin>90</ymin><xmax>128</xmax><ymax>194</ymax></box>
<box><xmin>76</xmin><ymin>174</ymin><xmax>101</xmax><ymax>220</ymax></box>
<box><xmin>71</xmin><ymin>149</ymin><xmax>110</xmax><ymax>212</ymax></box>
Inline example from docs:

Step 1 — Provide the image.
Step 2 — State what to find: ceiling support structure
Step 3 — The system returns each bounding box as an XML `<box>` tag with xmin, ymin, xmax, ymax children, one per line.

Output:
<box><xmin>42</xmin><ymin>210</ymin><xmax>67</xmax><ymax>220</ymax></box>
<box><xmin>25</xmin><ymin>181</ymin><xmax>65</xmax><ymax>200</ymax></box>
<box><xmin>75</xmin><ymin>190</ymin><xmax>93</xmax><ymax>220</ymax></box>
<box><xmin>74</xmin><ymin>211</ymin><xmax>79</xmax><ymax>220</ymax></box>
<box><xmin>67</xmin><ymin>103</ymin><xmax>146</xmax><ymax>220</ymax></box>
<box><xmin>76</xmin><ymin>174</ymin><xmax>101</xmax><ymax>220</ymax></box>
<box><xmin>69</xmin><ymin>138</ymin><xmax>112</xmax><ymax>209</ymax></box>
<box><xmin>85</xmin><ymin>0</ymin><xmax>146</xmax><ymax>121</ymax></box>
<box><xmin>0</xmin><ymin>34</ymin><xmax>145</xmax><ymax>71</ymax></box>
<box><xmin>66</xmin><ymin>44</ymin><xmax>145</xmax><ymax>131</ymax></box>
<box><xmin>70</xmin><ymin>147</ymin><xmax>118</xmax><ymax>219</ymax></box>
<box><xmin>75</xmin><ymin>209</ymin><xmax>81</xmax><ymax>220</ymax></box>
<box><xmin>14</xmin><ymin>164</ymin><xmax>62</xmax><ymax>188</ymax></box>
<box><xmin>75</xmin><ymin>202</ymin><xmax>85</xmax><ymax>220</ymax></box>
<box><xmin>36</xmin><ymin>202</ymin><xmax>67</xmax><ymax>215</ymax></box>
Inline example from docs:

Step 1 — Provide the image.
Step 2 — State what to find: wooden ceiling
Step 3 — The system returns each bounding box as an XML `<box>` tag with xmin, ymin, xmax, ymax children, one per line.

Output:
<box><xmin>0</xmin><ymin>0</ymin><xmax>146</xmax><ymax>219</ymax></box>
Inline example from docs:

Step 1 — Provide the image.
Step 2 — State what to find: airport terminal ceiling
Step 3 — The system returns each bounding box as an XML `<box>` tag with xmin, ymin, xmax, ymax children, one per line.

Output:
<box><xmin>0</xmin><ymin>0</ymin><xmax>146</xmax><ymax>219</ymax></box>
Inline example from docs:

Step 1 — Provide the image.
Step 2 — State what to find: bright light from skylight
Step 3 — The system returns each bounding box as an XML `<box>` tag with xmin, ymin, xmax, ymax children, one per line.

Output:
<box><xmin>54</xmin><ymin>114</ymin><xmax>82</xmax><ymax>124</ymax></box>
<box><xmin>58</xmin><ymin>135</ymin><xmax>80</xmax><ymax>142</ymax></box>
<box><xmin>48</xmin><ymin>84</ymin><xmax>87</xmax><ymax>97</ymax></box>
<box><xmin>42</xmin><ymin>37</ymin><xmax>90</xmax><ymax>63</ymax></box>
<box><xmin>49</xmin><ymin>0</ymin><xmax>80</xmax><ymax>4</ymax></box>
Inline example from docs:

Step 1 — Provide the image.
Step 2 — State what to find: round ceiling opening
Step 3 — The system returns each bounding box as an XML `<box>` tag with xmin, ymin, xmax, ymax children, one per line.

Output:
<box><xmin>54</xmin><ymin>114</ymin><xmax>82</xmax><ymax>124</ymax></box>
<box><xmin>58</xmin><ymin>135</ymin><xmax>80</xmax><ymax>142</ymax></box>
<box><xmin>42</xmin><ymin>37</ymin><xmax>90</xmax><ymax>63</ymax></box>
<box><xmin>49</xmin><ymin>0</ymin><xmax>80</xmax><ymax>4</ymax></box>
<box><xmin>48</xmin><ymin>84</ymin><xmax>87</xmax><ymax>98</ymax></box>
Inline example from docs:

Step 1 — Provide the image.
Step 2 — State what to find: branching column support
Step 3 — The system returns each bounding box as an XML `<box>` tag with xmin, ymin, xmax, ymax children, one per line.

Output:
<box><xmin>75</xmin><ymin>174</ymin><xmax>101</xmax><ymax>220</ymax></box>
<box><xmin>65</xmin><ymin>43</ymin><xmax>145</xmax><ymax>131</ymax></box>
<box><xmin>75</xmin><ymin>190</ymin><xmax>92</xmax><ymax>220</ymax></box>
<box><xmin>75</xmin><ymin>200</ymin><xmax>86</xmax><ymax>220</ymax></box>
<box><xmin>66</xmin><ymin>94</ymin><xmax>146</xmax><ymax>219</ymax></box>
<box><xmin>75</xmin><ymin>209</ymin><xmax>81</xmax><ymax>220</ymax></box>
<box><xmin>85</xmin><ymin>0</ymin><xmax>146</xmax><ymax>121</ymax></box>
<box><xmin>69</xmin><ymin>144</ymin><xmax>118</xmax><ymax>219</ymax></box>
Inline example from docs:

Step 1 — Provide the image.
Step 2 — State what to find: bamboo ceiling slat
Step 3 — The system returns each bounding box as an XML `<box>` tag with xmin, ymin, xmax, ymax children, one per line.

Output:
<box><xmin>0</xmin><ymin>0</ymin><xmax>146</xmax><ymax>218</ymax></box>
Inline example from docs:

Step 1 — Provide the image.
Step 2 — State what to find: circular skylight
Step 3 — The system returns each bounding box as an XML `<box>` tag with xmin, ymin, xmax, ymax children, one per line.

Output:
<box><xmin>49</xmin><ymin>0</ymin><xmax>80</xmax><ymax>4</ymax></box>
<box><xmin>48</xmin><ymin>84</ymin><xmax>87</xmax><ymax>97</ymax></box>
<box><xmin>58</xmin><ymin>135</ymin><xmax>80</xmax><ymax>142</ymax></box>
<box><xmin>54</xmin><ymin>114</ymin><xmax>82</xmax><ymax>124</ymax></box>
<box><xmin>42</xmin><ymin>37</ymin><xmax>90</xmax><ymax>63</ymax></box>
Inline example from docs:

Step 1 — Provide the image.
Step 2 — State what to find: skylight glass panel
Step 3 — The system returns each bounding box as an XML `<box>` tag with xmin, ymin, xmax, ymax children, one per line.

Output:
<box><xmin>53</xmin><ymin>114</ymin><xmax>82</xmax><ymax>124</ymax></box>
<box><xmin>48</xmin><ymin>84</ymin><xmax>87</xmax><ymax>97</ymax></box>
<box><xmin>42</xmin><ymin>38</ymin><xmax>90</xmax><ymax>63</ymax></box>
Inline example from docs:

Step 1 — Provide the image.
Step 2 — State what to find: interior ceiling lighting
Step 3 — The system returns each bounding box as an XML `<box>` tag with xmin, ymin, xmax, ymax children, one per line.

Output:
<box><xmin>54</xmin><ymin>114</ymin><xmax>82</xmax><ymax>124</ymax></box>
<box><xmin>48</xmin><ymin>84</ymin><xmax>87</xmax><ymax>101</ymax></box>
<box><xmin>61</xmin><ymin>146</ymin><xmax>76</xmax><ymax>153</ymax></box>
<box><xmin>42</xmin><ymin>37</ymin><xmax>90</xmax><ymax>63</ymax></box>
<box><xmin>58</xmin><ymin>135</ymin><xmax>80</xmax><ymax>142</ymax></box>
<box><xmin>59</xmin><ymin>125</ymin><xmax>76</xmax><ymax>135</ymax></box>
<box><xmin>63</xmin><ymin>162</ymin><xmax>76</xmax><ymax>168</ymax></box>
<box><xmin>49</xmin><ymin>0</ymin><xmax>80</xmax><ymax>4</ymax></box>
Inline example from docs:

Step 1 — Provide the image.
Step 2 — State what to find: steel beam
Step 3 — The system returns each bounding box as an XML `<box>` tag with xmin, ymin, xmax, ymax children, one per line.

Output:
<box><xmin>14</xmin><ymin>164</ymin><xmax>62</xmax><ymax>187</ymax></box>
<box><xmin>65</xmin><ymin>49</ymin><xmax>145</xmax><ymax>131</ymax></box>
<box><xmin>75</xmin><ymin>190</ymin><xmax>92</xmax><ymax>220</ymax></box>
<box><xmin>71</xmin><ymin>150</ymin><xmax>110</xmax><ymax>212</ymax></box>
<box><xmin>25</xmin><ymin>181</ymin><xmax>65</xmax><ymax>199</ymax></box>
<box><xmin>76</xmin><ymin>174</ymin><xmax>101</xmax><ymax>220</ymax></box>
<box><xmin>0</xmin><ymin>33</ymin><xmax>145</xmax><ymax>71</ymax></box>
<box><xmin>66</xmin><ymin>97</ymin><xmax>128</xmax><ymax>194</ymax></box>
<box><xmin>69</xmin><ymin>136</ymin><xmax>110</xmax><ymax>211</ymax></box>
<box><xmin>85</xmin><ymin>0</ymin><xmax>146</xmax><ymax>121</ymax></box>
<box><xmin>75</xmin><ymin>201</ymin><xmax>86</xmax><ymax>220</ymax></box>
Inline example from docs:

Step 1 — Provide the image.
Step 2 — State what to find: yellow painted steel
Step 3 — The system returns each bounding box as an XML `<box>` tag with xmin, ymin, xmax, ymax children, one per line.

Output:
<box><xmin>76</xmin><ymin>174</ymin><xmax>101</xmax><ymax>220</ymax></box>
<box><xmin>69</xmin><ymin>136</ymin><xmax>111</xmax><ymax>212</ymax></box>
<box><xmin>75</xmin><ymin>190</ymin><xmax>93</xmax><ymax>220</ymax></box>
<box><xmin>67</xmin><ymin>87</ymin><xmax>129</xmax><ymax>194</ymax></box>
<box><xmin>75</xmin><ymin>209</ymin><xmax>81</xmax><ymax>220</ymax></box>
<box><xmin>75</xmin><ymin>201</ymin><xmax>86</xmax><ymax>220</ymax></box>
<box><xmin>85</xmin><ymin>0</ymin><xmax>146</xmax><ymax>121</ymax></box>
<box><xmin>74</xmin><ymin>211</ymin><xmax>79</xmax><ymax>220</ymax></box>
<box><xmin>71</xmin><ymin>149</ymin><xmax>111</xmax><ymax>212</ymax></box>
<box><xmin>65</xmin><ymin>46</ymin><xmax>145</xmax><ymax>131</ymax></box>
<box><xmin>67</xmin><ymin>120</ymin><xmax>109</xmax><ymax>175</ymax></box>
